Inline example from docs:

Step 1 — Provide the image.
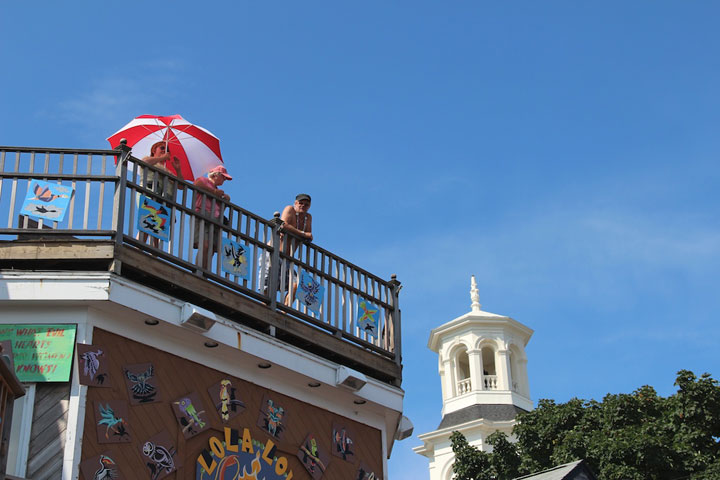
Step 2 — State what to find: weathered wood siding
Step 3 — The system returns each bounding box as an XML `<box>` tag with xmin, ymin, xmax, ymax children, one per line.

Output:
<box><xmin>81</xmin><ymin>328</ymin><xmax>383</xmax><ymax>479</ymax></box>
<box><xmin>27</xmin><ymin>382</ymin><xmax>70</xmax><ymax>480</ymax></box>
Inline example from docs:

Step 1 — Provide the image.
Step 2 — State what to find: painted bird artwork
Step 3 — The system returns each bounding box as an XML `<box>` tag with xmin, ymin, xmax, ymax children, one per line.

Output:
<box><xmin>143</xmin><ymin>440</ymin><xmax>176</xmax><ymax>480</ymax></box>
<box><xmin>32</xmin><ymin>182</ymin><xmax>70</xmax><ymax>203</ymax></box>
<box><xmin>216</xmin><ymin>379</ymin><xmax>245</xmax><ymax>422</ymax></box>
<box><xmin>298</xmin><ymin>271</ymin><xmax>324</xmax><ymax>314</ymax></box>
<box><xmin>263</xmin><ymin>399</ymin><xmax>285</xmax><ymax>437</ymax></box>
<box><xmin>175</xmin><ymin>397</ymin><xmax>206</xmax><ymax>432</ymax></box>
<box><xmin>357</xmin><ymin>301</ymin><xmax>379</xmax><ymax>337</ymax></box>
<box><xmin>139</xmin><ymin>199</ymin><xmax>169</xmax><ymax>235</ymax></box>
<box><xmin>224</xmin><ymin>243</ymin><xmax>247</xmax><ymax>271</ymax></box>
<box><xmin>299</xmin><ymin>435</ymin><xmax>326</xmax><ymax>475</ymax></box>
<box><xmin>124</xmin><ymin>364</ymin><xmax>157</xmax><ymax>403</ymax></box>
<box><xmin>92</xmin><ymin>454</ymin><xmax>118</xmax><ymax>480</ymax></box>
<box><xmin>33</xmin><ymin>205</ymin><xmax>57</xmax><ymax>215</ymax></box>
<box><xmin>81</xmin><ymin>349</ymin><xmax>104</xmax><ymax>381</ymax></box>
<box><xmin>333</xmin><ymin>426</ymin><xmax>354</xmax><ymax>460</ymax></box>
<box><xmin>97</xmin><ymin>404</ymin><xmax>128</xmax><ymax>440</ymax></box>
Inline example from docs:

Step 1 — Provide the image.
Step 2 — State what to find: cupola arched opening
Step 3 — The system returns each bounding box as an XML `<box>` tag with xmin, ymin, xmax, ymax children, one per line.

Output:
<box><xmin>453</xmin><ymin>345</ymin><xmax>471</xmax><ymax>396</ymax></box>
<box><xmin>480</xmin><ymin>344</ymin><xmax>497</xmax><ymax>390</ymax></box>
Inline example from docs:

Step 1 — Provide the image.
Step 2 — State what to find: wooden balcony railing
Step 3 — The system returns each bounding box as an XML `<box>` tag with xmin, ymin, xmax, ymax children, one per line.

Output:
<box><xmin>0</xmin><ymin>145</ymin><xmax>402</xmax><ymax>377</ymax></box>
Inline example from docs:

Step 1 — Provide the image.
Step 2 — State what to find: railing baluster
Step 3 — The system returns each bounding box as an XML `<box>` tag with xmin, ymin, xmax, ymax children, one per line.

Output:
<box><xmin>249</xmin><ymin>215</ymin><xmax>257</xmax><ymax>292</ymax></box>
<box><xmin>6</xmin><ymin>152</ymin><xmax>20</xmax><ymax>229</ymax></box>
<box><xmin>68</xmin><ymin>154</ymin><xmax>78</xmax><ymax>229</ymax></box>
<box><xmin>97</xmin><ymin>155</ymin><xmax>107</xmax><ymax>230</ymax></box>
<box><xmin>83</xmin><ymin>155</ymin><xmax>91</xmax><ymax>229</ymax></box>
<box><xmin>0</xmin><ymin>151</ymin><xmax>5</xmax><ymax>210</ymax></box>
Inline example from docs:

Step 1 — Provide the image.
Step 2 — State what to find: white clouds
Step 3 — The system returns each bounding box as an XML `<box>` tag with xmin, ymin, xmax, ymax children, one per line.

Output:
<box><xmin>361</xmin><ymin>204</ymin><xmax>720</xmax><ymax>323</ymax></box>
<box><xmin>44</xmin><ymin>59</ymin><xmax>186</xmax><ymax>145</ymax></box>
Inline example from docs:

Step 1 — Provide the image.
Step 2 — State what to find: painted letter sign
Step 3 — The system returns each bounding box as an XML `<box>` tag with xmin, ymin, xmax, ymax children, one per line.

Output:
<box><xmin>197</xmin><ymin>426</ymin><xmax>295</xmax><ymax>480</ymax></box>
<box><xmin>0</xmin><ymin>324</ymin><xmax>77</xmax><ymax>382</ymax></box>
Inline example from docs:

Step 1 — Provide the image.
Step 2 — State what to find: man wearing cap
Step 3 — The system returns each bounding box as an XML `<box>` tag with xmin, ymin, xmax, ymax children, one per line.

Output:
<box><xmin>193</xmin><ymin>165</ymin><xmax>232</xmax><ymax>269</ymax></box>
<box><xmin>277</xmin><ymin>194</ymin><xmax>313</xmax><ymax>305</ymax></box>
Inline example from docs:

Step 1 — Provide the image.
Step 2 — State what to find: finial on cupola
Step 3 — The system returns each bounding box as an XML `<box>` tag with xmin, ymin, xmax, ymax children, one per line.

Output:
<box><xmin>470</xmin><ymin>275</ymin><xmax>481</xmax><ymax>312</ymax></box>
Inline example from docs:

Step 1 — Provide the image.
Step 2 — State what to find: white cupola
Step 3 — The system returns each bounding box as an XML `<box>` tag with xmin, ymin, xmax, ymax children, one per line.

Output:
<box><xmin>415</xmin><ymin>276</ymin><xmax>534</xmax><ymax>480</ymax></box>
<box><xmin>429</xmin><ymin>275</ymin><xmax>533</xmax><ymax>417</ymax></box>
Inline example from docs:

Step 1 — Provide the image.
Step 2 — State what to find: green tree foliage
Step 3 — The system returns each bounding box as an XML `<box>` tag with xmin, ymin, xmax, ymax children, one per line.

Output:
<box><xmin>450</xmin><ymin>370</ymin><xmax>720</xmax><ymax>480</ymax></box>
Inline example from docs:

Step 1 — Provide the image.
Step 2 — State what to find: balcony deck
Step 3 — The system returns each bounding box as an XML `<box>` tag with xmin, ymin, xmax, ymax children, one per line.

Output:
<box><xmin>0</xmin><ymin>145</ymin><xmax>402</xmax><ymax>386</ymax></box>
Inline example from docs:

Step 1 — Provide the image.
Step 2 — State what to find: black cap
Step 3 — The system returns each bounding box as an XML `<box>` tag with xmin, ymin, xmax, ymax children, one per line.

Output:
<box><xmin>296</xmin><ymin>193</ymin><xmax>311</xmax><ymax>202</ymax></box>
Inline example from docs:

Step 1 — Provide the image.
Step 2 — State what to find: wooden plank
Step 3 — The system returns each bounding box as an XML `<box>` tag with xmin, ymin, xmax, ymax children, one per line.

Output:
<box><xmin>0</xmin><ymin>242</ymin><xmax>115</xmax><ymax>260</ymax></box>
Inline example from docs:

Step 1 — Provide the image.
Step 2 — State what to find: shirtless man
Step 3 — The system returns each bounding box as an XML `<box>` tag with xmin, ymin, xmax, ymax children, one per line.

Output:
<box><xmin>278</xmin><ymin>194</ymin><xmax>313</xmax><ymax>305</ymax></box>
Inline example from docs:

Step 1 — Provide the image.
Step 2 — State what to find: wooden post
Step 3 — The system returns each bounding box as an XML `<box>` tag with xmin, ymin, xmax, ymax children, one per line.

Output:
<box><xmin>268</xmin><ymin>211</ymin><xmax>283</xmax><ymax>310</ymax></box>
<box><xmin>111</xmin><ymin>139</ymin><xmax>131</xmax><ymax>273</ymax></box>
<box><xmin>388</xmin><ymin>273</ymin><xmax>402</xmax><ymax>385</ymax></box>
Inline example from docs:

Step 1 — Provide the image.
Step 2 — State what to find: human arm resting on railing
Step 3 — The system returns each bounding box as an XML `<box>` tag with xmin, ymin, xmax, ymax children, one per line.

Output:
<box><xmin>194</xmin><ymin>176</ymin><xmax>229</xmax><ymax>202</ymax></box>
<box><xmin>279</xmin><ymin>205</ymin><xmax>312</xmax><ymax>242</ymax></box>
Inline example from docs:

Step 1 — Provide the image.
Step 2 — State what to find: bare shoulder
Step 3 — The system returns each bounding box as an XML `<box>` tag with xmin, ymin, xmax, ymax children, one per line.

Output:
<box><xmin>280</xmin><ymin>205</ymin><xmax>295</xmax><ymax>222</ymax></box>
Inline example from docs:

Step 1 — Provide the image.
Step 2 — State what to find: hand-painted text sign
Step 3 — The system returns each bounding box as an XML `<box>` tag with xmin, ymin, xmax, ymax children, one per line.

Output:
<box><xmin>197</xmin><ymin>426</ymin><xmax>295</xmax><ymax>480</ymax></box>
<box><xmin>0</xmin><ymin>324</ymin><xmax>77</xmax><ymax>382</ymax></box>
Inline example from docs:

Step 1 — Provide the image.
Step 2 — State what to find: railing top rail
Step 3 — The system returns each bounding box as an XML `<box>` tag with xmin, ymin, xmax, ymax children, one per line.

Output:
<box><xmin>0</xmin><ymin>146</ymin><xmax>120</xmax><ymax>156</ymax></box>
<box><xmin>124</xmin><ymin>156</ymin><xmax>273</xmax><ymax>227</ymax></box>
<box><xmin>280</xmin><ymin>230</ymin><xmax>395</xmax><ymax>287</ymax></box>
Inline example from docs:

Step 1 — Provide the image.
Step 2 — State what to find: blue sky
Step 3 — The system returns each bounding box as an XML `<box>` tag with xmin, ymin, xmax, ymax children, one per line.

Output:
<box><xmin>2</xmin><ymin>2</ymin><xmax>720</xmax><ymax>478</ymax></box>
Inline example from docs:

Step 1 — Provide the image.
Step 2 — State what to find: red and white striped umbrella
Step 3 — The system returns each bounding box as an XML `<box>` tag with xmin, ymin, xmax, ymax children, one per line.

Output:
<box><xmin>107</xmin><ymin>114</ymin><xmax>223</xmax><ymax>182</ymax></box>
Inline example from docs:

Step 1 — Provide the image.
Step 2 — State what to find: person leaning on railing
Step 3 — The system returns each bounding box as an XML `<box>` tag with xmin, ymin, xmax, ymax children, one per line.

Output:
<box><xmin>278</xmin><ymin>193</ymin><xmax>313</xmax><ymax>306</ymax></box>
<box><xmin>137</xmin><ymin>141</ymin><xmax>185</xmax><ymax>248</ymax></box>
<box><xmin>193</xmin><ymin>165</ymin><xmax>232</xmax><ymax>270</ymax></box>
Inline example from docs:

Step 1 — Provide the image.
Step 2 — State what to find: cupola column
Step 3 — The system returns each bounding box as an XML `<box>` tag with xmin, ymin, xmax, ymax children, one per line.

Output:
<box><xmin>497</xmin><ymin>349</ymin><xmax>512</xmax><ymax>391</ymax></box>
<box><xmin>519</xmin><ymin>357</ymin><xmax>529</xmax><ymax>396</ymax></box>
<box><xmin>467</xmin><ymin>349</ymin><xmax>483</xmax><ymax>393</ymax></box>
<box><xmin>441</xmin><ymin>357</ymin><xmax>455</xmax><ymax>399</ymax></box>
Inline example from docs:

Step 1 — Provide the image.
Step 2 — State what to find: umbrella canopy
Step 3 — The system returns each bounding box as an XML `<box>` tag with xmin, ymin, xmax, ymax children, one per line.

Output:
<box><xmin>107</xmin><ymin>114</ymin><xmax>223</xmax><ymax>182</ymax></box>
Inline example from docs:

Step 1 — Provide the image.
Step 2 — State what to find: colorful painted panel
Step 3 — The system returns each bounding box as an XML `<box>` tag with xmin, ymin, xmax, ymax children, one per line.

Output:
<box><xmin>20</xmin><ymin>179</ymin><xmax>73</xmax><ymax>222</ymax></box>
<box><xmin>196</xmin><ymin>427</ymin><xmax>294</xmax><ymax>480</ymax></box>
<box><xmin>140</xmin><ymin>430</ymin><xmax>179</xmax><ymax>480</ymax></box>
<box><xmin>297</xmin><ymin>433</ymin><xmax>330</xmax><ymax>479</ymax></box>
<box><xmin>332</xmin><ymin>422</ymin><xmax>356</xmax><ymax>462</ymax></box>
<box><xmin>171</xmin><ymin>391</ymin><xmax>210</xmax><ymax>439</ymax></box>
<box><xmin>77</xmin><ymin>343</ymin><xmax>111</xmax><ymax>388</ymax></box>
<box><xmin>79</xmin><ymin>450</ymin><xmax>123</xmax><ymax>480</ymax></box>
<box><xmin>257</xmin><ymin>393</ymin><xmax>288</xmax><ymax>440</ymax></box>
<box><xmin>356</xmin><ymin>300</ymin><xmax>380</xmax><ymax>339</ymax></box>
<box><xmin>123</xmin><ymin>362</ymin><xmax>160</xmax><ymax>404</ymax></box>
<box><xmin>0</xmin><ymin>324</ymin><xmax>76</xmax><ymax>382</ymax></box>
<box><xmin>298</xmin><ymin>270</ymin><xmax>325</xmax><ymax>314</ymax></box>
<box><xmin>137</xmin><ymin>195</ymin><xmax>171</xmax><ymax>241</ymax></box>
<box><xmin>93</xmin><ymin>400</ymin><xmax>131</xmax><ymax>444</ymax></box>
<box><xmin>220</xmin><ymin>238</ymin><xmax>252</xmax><ymax>279</ymax></box>
<box><xmin>208</xmin><ymin>379</ymin><xmax>245</xmax><ymax>423</ymax></box>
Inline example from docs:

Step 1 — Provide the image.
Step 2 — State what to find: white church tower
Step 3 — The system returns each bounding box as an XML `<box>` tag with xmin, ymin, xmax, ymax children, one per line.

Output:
<box><xmin>414</xmin><ymin>276</ymin><xmax>534</xmax><ymax>480</ymax></box>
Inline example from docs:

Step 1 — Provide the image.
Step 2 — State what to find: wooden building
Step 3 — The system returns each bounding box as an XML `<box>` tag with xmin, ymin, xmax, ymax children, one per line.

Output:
<box><xmin>0</xmin><ymin>145</ymin><xmax>409</xmax><ymax>479</ymax></box>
